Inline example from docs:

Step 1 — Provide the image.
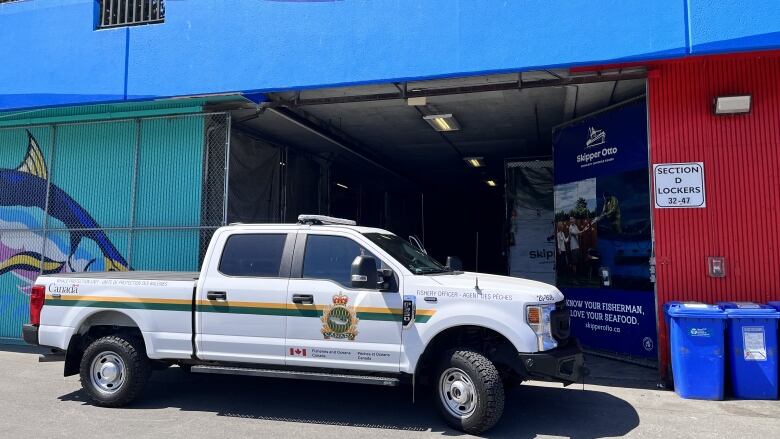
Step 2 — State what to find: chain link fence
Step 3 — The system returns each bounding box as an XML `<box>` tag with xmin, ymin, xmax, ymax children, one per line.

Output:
<box><xmin>0</xmin><ymin>112</ymin><xmax>230</xmax><ymax>341</ymax></box>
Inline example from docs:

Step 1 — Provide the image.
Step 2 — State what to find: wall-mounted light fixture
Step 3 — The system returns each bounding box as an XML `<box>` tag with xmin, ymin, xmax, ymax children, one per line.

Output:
<box><xmin>464</xmin><ymin>157</ymin><xmax>485</xmax><ymax>168</ymax></box>
<box><xmin>485</xmin><ymin>179</ymin><xmax>497</xmax><ymax>187</ymax></box>
<box><xmin>423</xmin><ymin>114</ymin><xmax>461</xmax><ymax>132</ymax></box>
<box><xmin>713</xmin><ymin>95</ymin><xmax>751</xmax><ymax>115</ymax></box>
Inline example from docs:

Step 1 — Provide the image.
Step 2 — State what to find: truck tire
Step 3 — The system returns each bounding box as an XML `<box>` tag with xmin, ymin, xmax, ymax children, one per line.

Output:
<box><xmin>79</xmin><ymin>335</ymin><xmax>151</xmax><ymax>407</ymax></box>
<box><xmin>434</xmin><ymin>350</ymin><xmax>505</xmax><ymax>434</ymax></box>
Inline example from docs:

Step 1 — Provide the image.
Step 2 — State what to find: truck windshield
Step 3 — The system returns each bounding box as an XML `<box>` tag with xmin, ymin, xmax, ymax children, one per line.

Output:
<box><xmin>363</xmin><ymin>233</ymin><xmax>448</xmax><ymax>274</ymax></box>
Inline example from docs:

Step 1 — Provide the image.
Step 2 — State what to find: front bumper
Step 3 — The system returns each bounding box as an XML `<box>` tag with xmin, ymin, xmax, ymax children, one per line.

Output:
<box><xmin>517</xmin><ymin>340</ymin><xmax>587</xmax><ymax>384</ymax></box>
<box><xmin>22</xmin><ymin>324</ymin><xmax>39</xmax><ymax>346</ymax></box>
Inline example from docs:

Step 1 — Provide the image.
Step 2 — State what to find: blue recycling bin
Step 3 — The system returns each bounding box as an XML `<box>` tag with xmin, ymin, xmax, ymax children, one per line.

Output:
<box><xmin>668</xmin><ymin>304</ymin><xmax>728</xmax><ymax>400</ymax></box>
<box><xmin>717</xmin><ymin>302</ymin><xmax>780</xmax><ymax>400</ymax></box>
<box><xmin>663</xmin><ymin>301</ymin><xmax>702</xmax><ymax>384</ymax></box>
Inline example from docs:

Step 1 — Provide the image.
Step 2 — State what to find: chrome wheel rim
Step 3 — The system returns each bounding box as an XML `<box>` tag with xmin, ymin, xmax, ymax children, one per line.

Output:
<box><xmin>439</xmin><ymin>367</ymin><xmax>478</xmax><ymax>419</ymax></box>
<box><xmin>90</xmin><ymin>351</ymin><xmax>126</xmax><ymax>394</ymax></box>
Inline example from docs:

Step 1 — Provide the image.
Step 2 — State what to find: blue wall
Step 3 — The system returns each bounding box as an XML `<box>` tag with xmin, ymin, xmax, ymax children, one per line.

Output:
<box><xmin>2</xmin><ymin>0</ymin><xmax>780</xmax><ymax>111</ymax></box>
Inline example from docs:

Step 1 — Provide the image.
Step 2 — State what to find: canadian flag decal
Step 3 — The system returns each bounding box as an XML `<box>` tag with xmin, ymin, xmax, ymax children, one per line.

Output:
<box><xmin>289</xmin><ymin>347</ymin><xmax>307</xmax><ymax>357</ymax></box>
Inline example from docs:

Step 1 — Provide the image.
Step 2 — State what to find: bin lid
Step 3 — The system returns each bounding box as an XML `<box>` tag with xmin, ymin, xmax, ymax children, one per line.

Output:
<box><xmin>717</xmin><ymin>301</ymin><xmax>764</xmax><ymax>309</ymax></box>
<box><xmin>723</xmin><ymin>308</ymin><xmax>779</xmax><ymax>318</ymax></box>
<box><xmin>767</xmin><ymin>301</ymin><xmax>780</xmax><ymax>311</ymax></box>
<box><xmin>668</xmin><ymin>303</ymin><xmax>727</xmax><ymax>318</ymax></box>
<box><xmin>717</xmin><ymin>301</ymin><xmax>779</xmax><ymax>318</ymax></box>
<box><xmin>664</xmin><ymin>301</ymin><xmax>704</xmax><ymax>315</ymax></box>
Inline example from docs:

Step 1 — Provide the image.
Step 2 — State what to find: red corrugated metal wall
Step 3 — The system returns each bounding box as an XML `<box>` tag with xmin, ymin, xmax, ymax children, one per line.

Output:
<box><xmin>649</xmin><ymin>52</ymin><xmax>780</xmax><ymax>377</ymax></box>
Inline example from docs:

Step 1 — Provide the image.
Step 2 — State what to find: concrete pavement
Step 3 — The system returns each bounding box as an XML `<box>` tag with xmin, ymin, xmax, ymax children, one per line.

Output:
<box><xmin>0</xmin><ymin>345</ymin><xmax>777</xmax><ymax>438</ymax></box>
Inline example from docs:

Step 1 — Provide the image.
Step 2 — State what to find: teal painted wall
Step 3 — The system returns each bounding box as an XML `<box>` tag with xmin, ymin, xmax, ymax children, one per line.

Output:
<box><xmin>0</xmin><ymin>112</ymin><xmax>209</xmax><ymax>341</ymax></box>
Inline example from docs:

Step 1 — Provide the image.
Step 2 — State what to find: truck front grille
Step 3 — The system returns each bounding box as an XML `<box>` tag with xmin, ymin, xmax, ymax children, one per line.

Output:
<box><xmin>551</xmin><ymin>300</ymin><xmax>571</xmax><ymax>342</ymax></box>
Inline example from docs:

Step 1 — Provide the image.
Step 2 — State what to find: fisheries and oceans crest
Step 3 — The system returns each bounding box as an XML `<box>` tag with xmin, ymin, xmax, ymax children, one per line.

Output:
<box><xmin>321</xmin><ymin>293</ymin><xmax>359</xmax><ymax>340</ymax></box>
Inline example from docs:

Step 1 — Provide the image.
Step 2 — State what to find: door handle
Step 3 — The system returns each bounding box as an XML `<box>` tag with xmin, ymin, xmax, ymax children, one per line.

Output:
<box><xmin>207</xmin><ymin>291</ymin><xmax>227</xmax><ymax>301</ymax></box>
<box><xmin>292</xmin><ymin>294</ymin><xmax>314</xmax><ymax>305</ymax></box>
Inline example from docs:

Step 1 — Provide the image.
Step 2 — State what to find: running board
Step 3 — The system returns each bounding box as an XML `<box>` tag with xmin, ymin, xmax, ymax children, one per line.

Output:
<box><xmin>190</xmin><ymin>365</ymin><xmax>400</xmax><ymax>387</ymax></box>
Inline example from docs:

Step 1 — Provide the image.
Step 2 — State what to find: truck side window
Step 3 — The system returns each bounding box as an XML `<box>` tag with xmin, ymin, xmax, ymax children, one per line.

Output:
<box><xmin>302</xmin><ymin>235</ymin><xmax>377</xmax><ymax>287</ymax></box>
<box><xmin>219</xmin><ymin>234</ymin><xmax>287</xmax><ymax>277</ymax></box>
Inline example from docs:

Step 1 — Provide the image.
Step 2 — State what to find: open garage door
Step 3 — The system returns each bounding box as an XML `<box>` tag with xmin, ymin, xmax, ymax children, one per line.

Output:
<box><xmin>229</xmin><ymin>68</ymin><xmax>646</xmax><ymax>275</ymax></box>
<box><xmin>226</xmin><ymin>67</ymin><xmax>654</xmax><ymax>364</ymax></box>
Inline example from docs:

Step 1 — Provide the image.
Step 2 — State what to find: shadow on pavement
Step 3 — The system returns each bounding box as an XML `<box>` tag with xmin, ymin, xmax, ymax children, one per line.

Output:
<box><xmin>583</xmin><ymin>355</ymin><xmax>660</xmax><ymax>391</ymax></box>
<box><xmin>0</xmin><ymin>343</ymin><xmax>49</xmax><ymax>355</ymax></box>
<box><xmin>60</xmin><ymin>367</ymin><xmax>640</xmax><ymax>438</ymax></box>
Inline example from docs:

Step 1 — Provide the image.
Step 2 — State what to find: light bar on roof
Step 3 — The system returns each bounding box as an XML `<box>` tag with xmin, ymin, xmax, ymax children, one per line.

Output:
<box><xmin>297</xmin><ymin>215</ymin><xmax>357</xmax><ymax>226</ymax></box>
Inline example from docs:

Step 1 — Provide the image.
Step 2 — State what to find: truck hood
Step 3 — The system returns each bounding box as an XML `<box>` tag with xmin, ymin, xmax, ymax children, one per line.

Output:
<box><xmin>424</xmin><ymin>271</ymin><xmax>563</xmax><ymax>302</ymax></box>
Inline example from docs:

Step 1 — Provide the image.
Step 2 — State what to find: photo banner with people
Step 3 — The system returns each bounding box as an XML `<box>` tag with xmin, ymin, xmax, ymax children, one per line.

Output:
<box><xmin>505</xmin><ymin>160</ymin><xmax>555</xmax><ymax>283</ymax></box>
<box><xmin>553</xmin><ymin>97</ymin><xmax>657</xmax><ymax>360</ymax></box>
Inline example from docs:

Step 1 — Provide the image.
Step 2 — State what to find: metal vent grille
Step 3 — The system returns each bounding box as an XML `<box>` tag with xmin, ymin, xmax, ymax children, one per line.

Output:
<box><xmin>99</xmin><ymin>0</ymin><xmax>165</xmax><ymax>29</ymax></box>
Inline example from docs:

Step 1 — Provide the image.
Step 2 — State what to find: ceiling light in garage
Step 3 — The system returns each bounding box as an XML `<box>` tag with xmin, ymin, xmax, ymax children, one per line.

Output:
<box><xmin>423</xmin><ymin>114</ymin><xmax>461</xmax><ymax>132</ymax></box>
<box><xmin>464</xmin><ymin>157</ymin><xmax>485</xmax><ymax>168</ymax></box>
<box><xmin>407</xmin><ymin>97</ymin><xmax>427</xmax><ymax>106</ymax></box>
<box><xmin>714</xmin><ymin>95</ymin><xmax>751</xmax><ymax>115</ymax></box>
<box><xmin>486</xmin><ymin>180</ymin><xmax>497</xmax><ymax>187</ymax></box>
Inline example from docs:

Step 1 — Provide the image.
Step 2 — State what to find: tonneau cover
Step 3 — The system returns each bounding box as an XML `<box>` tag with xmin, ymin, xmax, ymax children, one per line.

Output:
<box><xmin>40</xmin><ymin>271</ymin><xmax>199</xmax><ymax>282</ymax></box>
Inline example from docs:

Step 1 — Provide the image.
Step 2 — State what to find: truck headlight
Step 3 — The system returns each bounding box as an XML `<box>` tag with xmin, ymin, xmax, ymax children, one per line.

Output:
<box><xmin>526</xmin><ymin>304</ymin><xmax>558</xmax><ymax>351</ymax></box>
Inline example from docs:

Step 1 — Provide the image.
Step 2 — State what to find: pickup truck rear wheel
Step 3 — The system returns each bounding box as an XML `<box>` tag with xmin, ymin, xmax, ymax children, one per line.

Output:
<box><xmin>435</xmin><ymin>350</ymin><xmax>505</xmax><ymax>434</ymax></box>
<box><xmin>79</xmin><ymin>335</ymin><xmax>151</xmax><ymax>407</ymax></box>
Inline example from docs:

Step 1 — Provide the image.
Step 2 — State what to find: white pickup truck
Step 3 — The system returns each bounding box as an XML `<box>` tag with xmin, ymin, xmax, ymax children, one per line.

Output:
<box><xmin>23</xmin><ymin>215</ymin><xmax>584</xmax><ymax>434</ymax></box>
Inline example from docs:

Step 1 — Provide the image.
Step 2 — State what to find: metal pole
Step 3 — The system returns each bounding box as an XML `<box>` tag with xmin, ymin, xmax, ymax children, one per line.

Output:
<box><xmin>278</xmin><ymin>146</ymin><xmax>290</xmax><ymax>223</ymax></box>
<box><xmin>475</xmin><ymin>231</ymin><xmax>479</xmax><ymax>272</ymax></box>
<box><xmin>222</xmin><ymin>113</ymin><xmax>231</xmax><ymax>226</ymax></box>
<box><xmin>420</xmin><ymin>193</ymin><xmax>425</xmax><ymax>243</ymax></box>
<box><xmin>644</xmin><ymin>81</ymin><xmax>663</xmax><ymax>372</ymax></box>
<box><xmin>100</xmin><ymin>0</ymin><xmax>107</xmax><ymax>27</ymax></box>
<box><xmin>126</xmin><ymin>118</ymin><xmax>141</xmax><ymax>269</ymax></box>
<box><xmin>383</xmin><ymin>192</ymin><xmax>388</xmax><ymax>228</ymax></box>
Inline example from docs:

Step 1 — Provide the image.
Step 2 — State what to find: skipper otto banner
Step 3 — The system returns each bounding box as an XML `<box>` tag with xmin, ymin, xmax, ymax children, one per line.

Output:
<box><xmin>552</xmin><ymin>97</ymin><xmax>657</xmax><ymax>360</ymax></box>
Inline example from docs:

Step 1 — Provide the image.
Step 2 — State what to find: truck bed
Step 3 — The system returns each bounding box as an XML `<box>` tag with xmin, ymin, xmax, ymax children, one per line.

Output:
<box><xmin>41</xmin><ymin>271</ymin><xmax>200</xmax><ymax>282</ymax></box>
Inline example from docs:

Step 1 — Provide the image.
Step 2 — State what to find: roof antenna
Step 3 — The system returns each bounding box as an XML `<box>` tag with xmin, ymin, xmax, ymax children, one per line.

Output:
<box><xmin>475</xmin><ymin>276</ymin><xmax>480</xmax><ymax>291</ymax></box>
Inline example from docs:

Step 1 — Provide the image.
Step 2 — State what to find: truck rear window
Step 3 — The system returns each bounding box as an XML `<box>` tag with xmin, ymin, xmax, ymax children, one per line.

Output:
<box><xmin>219</xmin><ymin>234</ymin><xmax>287</xmax><ymax>277</ymax></box>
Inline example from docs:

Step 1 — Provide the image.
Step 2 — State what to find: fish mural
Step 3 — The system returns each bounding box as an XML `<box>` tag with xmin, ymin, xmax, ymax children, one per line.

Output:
<box><xmin>0</xmin><ymin>131</ymin><xmax>129</xmax><ymax>293</ymax></box>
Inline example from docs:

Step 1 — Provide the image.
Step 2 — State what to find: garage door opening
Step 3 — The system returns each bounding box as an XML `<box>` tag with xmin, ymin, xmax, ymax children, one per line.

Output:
<box><xmin>227</xmin><ymin>68</ymin><xmax>647</xmax><ymax>278</ymax></box>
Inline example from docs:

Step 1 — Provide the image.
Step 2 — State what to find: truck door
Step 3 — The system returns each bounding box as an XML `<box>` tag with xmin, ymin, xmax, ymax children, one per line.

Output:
<box><xmin>286</xmin><ymin>231</ymin><xmax>403</xmax><ymax>372</ymax></box>
<box><xmin>196</xmin><ymin>230</ymin><xmax>294</xmax><ymax>364</ymax></box>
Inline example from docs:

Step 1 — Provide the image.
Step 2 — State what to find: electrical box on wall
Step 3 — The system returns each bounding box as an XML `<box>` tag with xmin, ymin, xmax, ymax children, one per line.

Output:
<box><xmin>708</xmin><ymin>257</ymin><xmax>726</xmax><ymax>278</ymax></box>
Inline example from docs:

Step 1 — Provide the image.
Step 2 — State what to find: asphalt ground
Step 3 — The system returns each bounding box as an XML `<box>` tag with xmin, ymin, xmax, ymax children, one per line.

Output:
<box><xmin>1</xmin><ymin>345</ymin><xmax>778</xmax><ymax>438</ymax></box>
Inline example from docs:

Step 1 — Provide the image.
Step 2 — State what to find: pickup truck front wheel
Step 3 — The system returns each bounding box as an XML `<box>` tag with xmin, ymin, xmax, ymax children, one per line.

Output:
<box><xmin>435</xmin><ymin>350</ymin><xmax>505</xmax><ymax>434</ymax></box>
<box><xmin>79</xmin><ymin>335</ymin><xmax>151</xmax><ymax>407</ymax></box>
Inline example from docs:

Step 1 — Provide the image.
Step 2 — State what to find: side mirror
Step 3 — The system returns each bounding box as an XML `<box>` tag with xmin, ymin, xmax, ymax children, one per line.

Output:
<box><xmin>445</xmin><ymin>256</ymin><xmax>463</xmax><ymax>271</ymax></box>
<box><xmin>351</xmin><ymin>256</ymin><xmax>378</xmax><ymax>289</ymax></box>
<box><xmin>378</xmin><ymin>268</ymin><xmax>395</xmax><ymax>291</ymax></box>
